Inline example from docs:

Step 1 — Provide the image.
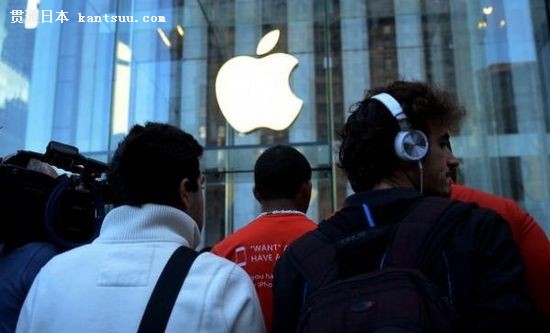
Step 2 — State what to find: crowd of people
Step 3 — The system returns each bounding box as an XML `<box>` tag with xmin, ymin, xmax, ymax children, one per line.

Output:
<box><xmin>1</xmin><ymin>81</ymin><xmax>549</xmax><ymax>332</ymax></box>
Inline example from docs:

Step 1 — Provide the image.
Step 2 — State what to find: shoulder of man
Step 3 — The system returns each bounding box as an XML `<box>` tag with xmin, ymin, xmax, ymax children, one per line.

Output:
<box><xmin>20</xmin><ymin>242</ymin><xmax>60</xmax><ymax>283</ymax></box>
<box><xmin>452</xmin><ymin>200</ymin><xmax>513</xmax><ymax>235</ymax></box>
<box><xmin>196</xmin><ymin>251</ymin><xmax>244</xmax><ymax>269</ymax></box>
<box><xmin>176</xmin><ymin>251</ymin><xmax>265</xmax><ymax>332</ymax></box>
<box><xmin>437</xmin><ymin>200</ymin><xmax>522</xmax><ymax>265</ymax></box>
<box><xmin>451</xmin><ymin>184</ymin><xmax>522</xmax><ymax>226</ymax></box>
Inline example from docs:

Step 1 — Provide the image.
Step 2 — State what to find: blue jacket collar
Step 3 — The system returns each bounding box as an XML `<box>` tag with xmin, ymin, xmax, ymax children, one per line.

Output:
<box><xmin>344</xmin><ymin>187</ymin><xmax>422</xmax><ymax>208</ymax></box>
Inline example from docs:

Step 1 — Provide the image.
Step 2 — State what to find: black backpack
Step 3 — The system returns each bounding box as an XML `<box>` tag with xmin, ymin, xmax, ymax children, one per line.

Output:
<box><xmin>289</xmin><ymin>197</ymin><xmax>473</xmax><ymax>333</ymax></box>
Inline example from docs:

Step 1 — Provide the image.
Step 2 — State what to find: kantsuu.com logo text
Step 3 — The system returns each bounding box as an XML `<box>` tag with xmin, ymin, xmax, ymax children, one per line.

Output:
<box><xmin>10</xmin><ymin>9</ymin><xmax>166</xmax><ymax>25</ymax></box>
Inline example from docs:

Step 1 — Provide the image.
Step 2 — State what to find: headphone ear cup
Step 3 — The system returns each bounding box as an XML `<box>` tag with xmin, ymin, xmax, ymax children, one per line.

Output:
<box><xmin>394</xmin><ymin>130</ymin><xmax>429</xmax><ymax>162</ymax></box>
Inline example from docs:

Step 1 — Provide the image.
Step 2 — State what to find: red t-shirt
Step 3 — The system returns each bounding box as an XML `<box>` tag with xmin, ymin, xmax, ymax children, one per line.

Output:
<box><xmin>212</xmin><ymin>213</ymin><xmax>316</xmax><ymax>332</ymax></box>
<box><xmin>451</xmin><ymin>184</ymin><xmax>550</xmax><ymax>317</ymax></box>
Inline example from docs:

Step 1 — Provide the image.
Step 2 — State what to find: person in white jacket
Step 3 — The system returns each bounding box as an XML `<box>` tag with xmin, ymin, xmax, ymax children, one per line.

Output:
<box><xmin>16</xmin><ymin>122</ymin><xmax>265</xmax><ymax>333</ymax></box>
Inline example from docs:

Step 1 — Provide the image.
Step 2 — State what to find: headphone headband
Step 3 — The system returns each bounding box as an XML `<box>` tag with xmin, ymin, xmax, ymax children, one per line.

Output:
<box><xmin>369</xmin><ymin>92</ymin><xmax>429</xmax><ymax>162</ymax></box>
<box><xmin>371</xmin><ymin>93</ymin><xmax>407</xmax><ymax>122</ymax></box>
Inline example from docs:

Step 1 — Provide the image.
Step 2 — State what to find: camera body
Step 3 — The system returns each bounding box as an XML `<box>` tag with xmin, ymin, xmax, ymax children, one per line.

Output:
<box><xmin>0</xmin><ymin>141</ymin><xmax>109</xmax><ymax>250</ymax></box>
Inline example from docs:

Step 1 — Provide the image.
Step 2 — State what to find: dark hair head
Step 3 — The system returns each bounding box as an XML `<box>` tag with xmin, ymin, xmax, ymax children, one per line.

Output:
<box><xmin>339</xmin><ymin>81</ymin><xmax>465</xmax><ymax>193</ymax></box>
<box><xmin>254</xmin><ymin>145</ymin><xmax>312</xmax><ymax>201</ymax></box>
<box><xmin>108</xmin><ymin>122</ymin><xmax>203</xmax><ymax>207</ymax></box>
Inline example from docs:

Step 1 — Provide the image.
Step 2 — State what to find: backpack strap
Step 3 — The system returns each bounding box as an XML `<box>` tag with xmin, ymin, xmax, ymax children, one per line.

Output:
<box><xmin>416</xmin><ymin>201</ymin><xmax>477</xmax><ymax>270</ymax></box>
<box><xmin>287</xmin><ymin>212</ymin><xmax>389</xmax><ymax>293</ymax></box>
<box><xmin>286</xmin><ymin>231</ymin><xmax>339</xmax><ymax>293</ymax></box>
<box><xmin>385</xmin><ymin>197</ymin><xmax>475</xmax><ymax>269</ymax></box>
<box><xmin>289</xmin><ymin>197</ymin><xmax>473</xmax><ymax>295</ymax></box>
<box><xmin>137</xmin><ymin>246</ymin><xmax>200</xmax><ymax>333</ymax></box>
<box><xmin>384</xmin><ymin>197</ymin><xmax>453</xmax><ymax>268</ymax></box>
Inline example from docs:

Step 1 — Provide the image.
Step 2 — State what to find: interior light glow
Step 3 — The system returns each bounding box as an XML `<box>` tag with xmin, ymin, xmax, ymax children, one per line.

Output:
<box><xmin>112</xmin><ymin>42</ymin><xmax>131</xmax><ymax>135</ymax></box>
<box><xmin>176</xmin><ymin>25</ymin><xmax>184</xmax><ymax>37</ymax></box>
<box><xmin>24</xmin><ymin>0</ymin><xmax>41</xmax><ymax>29</ymax></box>
<box><xmin>157</xmin><ymin>28</ymin><xmax>171</xmax><ymax>48</ymax></box>
<box><xmin>483</xmin><ymin>6</ymin><xmax>493</xmax><ymax>15</ymax></box>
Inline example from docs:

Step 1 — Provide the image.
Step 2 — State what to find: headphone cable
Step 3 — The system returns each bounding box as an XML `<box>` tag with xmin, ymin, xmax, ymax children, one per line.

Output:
<box><xmin>418</xmin><ymin>160</ymin><xmax>424</xmax><ymax>194</ymax></box>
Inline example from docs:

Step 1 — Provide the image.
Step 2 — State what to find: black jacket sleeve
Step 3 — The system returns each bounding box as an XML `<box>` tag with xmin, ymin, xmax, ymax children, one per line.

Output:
<box><xmin>459</xmin><ymin>209</ymin><xmax>542</xmax><ymax>332</ymax></box>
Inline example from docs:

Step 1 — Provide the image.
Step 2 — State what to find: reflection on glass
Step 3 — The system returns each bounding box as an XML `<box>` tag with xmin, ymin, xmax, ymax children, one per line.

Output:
<box><xmin>112</xmin><ymin>42</ymin><xmax>131</xmax><ymax>136</ymax></box>
<box><xmin>0</xmin><ymin>0</ymin><xmax>549</xmax><ymax>235</ymax></box>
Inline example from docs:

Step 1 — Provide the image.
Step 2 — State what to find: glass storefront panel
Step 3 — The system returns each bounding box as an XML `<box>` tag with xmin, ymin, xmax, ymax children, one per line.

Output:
<box><xmin>1</xmin><ymin>0</ymin><xmax>549</xmax><ymax>241</ymax></box>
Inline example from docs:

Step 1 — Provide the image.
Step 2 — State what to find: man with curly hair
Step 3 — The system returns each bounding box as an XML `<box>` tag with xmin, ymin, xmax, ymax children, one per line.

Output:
<box><xmin>272</xmin><ymin>81</ymin><xmax>541</xmax><ymax>332</ymax></box>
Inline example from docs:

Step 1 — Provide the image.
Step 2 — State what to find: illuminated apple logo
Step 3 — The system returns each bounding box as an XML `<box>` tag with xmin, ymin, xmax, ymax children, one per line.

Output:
<box><xmin>215</xmin><ymin>29</ymin><xmax>303</xmax><ymax>133</ymax></box>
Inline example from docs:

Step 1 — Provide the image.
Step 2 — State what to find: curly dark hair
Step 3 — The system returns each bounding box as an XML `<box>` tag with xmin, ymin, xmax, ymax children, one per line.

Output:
<box><xmin>338</xmin><ymin>81</ymin><xmax>465</xmax><ymax>193</ymax></box>
<box><xmin>108</xmin><ymin>122</ymin><xmax>203</xmax><ymax>207</ymax></box>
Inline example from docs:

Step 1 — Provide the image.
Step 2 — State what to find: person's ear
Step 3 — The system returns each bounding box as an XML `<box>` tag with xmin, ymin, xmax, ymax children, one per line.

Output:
<box><xmin>297</xmin><ymin>181</ymin><xmax>312</xmax><ymax>212</ymax></box>
<box><xmin>179</xmin><ymin>178</ymin><xmax>192</xmax><ymax>211</ymax></box>
<box><xmin>304</xmin><ymin>180</ymin><xmax>312</xmax><ymax>201</ymax></box>
<box><xmin>253</xmin><ymin>186</ymin><xmax>262</xmax><ymax>203</ymax></box>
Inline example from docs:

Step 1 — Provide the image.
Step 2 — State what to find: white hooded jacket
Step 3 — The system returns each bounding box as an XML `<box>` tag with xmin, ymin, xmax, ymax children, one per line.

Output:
<box><xmin>16</xmin><ymin>204</ymin><xmax>265</xmax><ymax>333</ymax></box>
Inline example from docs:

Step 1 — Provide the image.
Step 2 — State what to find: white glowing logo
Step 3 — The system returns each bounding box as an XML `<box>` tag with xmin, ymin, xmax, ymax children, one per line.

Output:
<box><xmin>215</xmin><ymin>29</ymin><xmax>303</xmax><ymax>133</ymax></box>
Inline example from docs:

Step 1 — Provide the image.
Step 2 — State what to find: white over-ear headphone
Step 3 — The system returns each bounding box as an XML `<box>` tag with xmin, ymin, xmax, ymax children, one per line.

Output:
<box><xmin>371</xmin><ymin>92</ymin><xmax>429</xmax><ymax>162</ymax></box>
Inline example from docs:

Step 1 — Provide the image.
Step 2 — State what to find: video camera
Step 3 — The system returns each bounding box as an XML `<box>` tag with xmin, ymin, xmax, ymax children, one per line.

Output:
<box><xmin>0</xmin><ymin>141</ymin><xmax>109</xmax><ymax>250</ymax></box>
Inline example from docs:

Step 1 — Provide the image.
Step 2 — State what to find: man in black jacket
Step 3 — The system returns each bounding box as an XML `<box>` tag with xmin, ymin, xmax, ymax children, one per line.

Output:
<box><xmin>272</xmin><ymin>81</ymin><xmax>541</xmax><ymax>332</ymax></box>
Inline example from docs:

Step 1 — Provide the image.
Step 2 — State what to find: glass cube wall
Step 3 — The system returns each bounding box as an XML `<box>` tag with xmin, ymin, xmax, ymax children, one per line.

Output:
<box><xmin>1</xmin><ymin>0</ymin><xmax>550</xmax><ymax>244</ymax></box>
